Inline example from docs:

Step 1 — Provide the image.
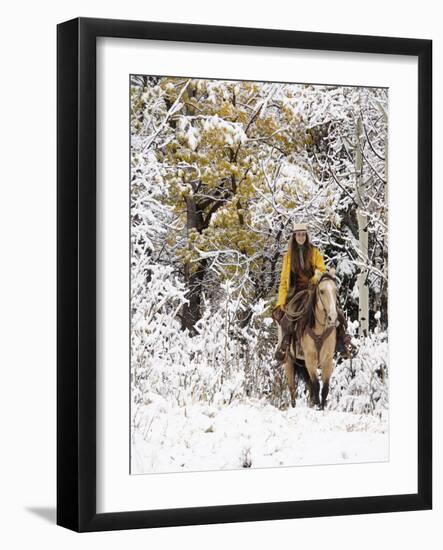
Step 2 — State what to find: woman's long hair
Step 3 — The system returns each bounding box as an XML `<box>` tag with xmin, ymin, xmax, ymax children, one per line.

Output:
<box><xmin>289</xmin><ymin>233</ymin><xmax>314</xmax><ymax>279</ymax></box>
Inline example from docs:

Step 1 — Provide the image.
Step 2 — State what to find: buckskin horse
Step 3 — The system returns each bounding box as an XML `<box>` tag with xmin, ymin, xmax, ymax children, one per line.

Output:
<box><xmin>281</xmin><ymin>269</ymin><xmax>338</xmax><ymax>409</ymax></box>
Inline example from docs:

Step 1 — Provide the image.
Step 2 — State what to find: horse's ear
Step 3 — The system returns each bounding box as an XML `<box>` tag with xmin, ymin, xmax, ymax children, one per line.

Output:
<box><xmin>314</xmin><ymin>269</ymin><xmax>323</xmax><ymax>281</ymax></box>
<box><xmin>329</xmin><ymin>267</ymin><xmax>336</xmax><ymax>278</ymax></box>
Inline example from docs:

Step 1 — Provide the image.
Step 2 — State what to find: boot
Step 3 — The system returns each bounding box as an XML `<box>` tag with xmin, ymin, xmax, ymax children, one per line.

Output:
<box><xmin>335</xmin><ymin>308</ymin><xmax>357</xmax><ymax>358</ymax></box>
<box><xmin>275</xmin><ymin>333</ymin><xmax>291</xmax><ymax>362</ymax></box>
<box><xmin>343</xmin><ymin>333</ymin><xmax>357</xmax><ymax>358</ymax></box>
<box><xmin>336</xmin><ymin>333</ymin><xmax>357</xmax><ymax>358</ymax></box>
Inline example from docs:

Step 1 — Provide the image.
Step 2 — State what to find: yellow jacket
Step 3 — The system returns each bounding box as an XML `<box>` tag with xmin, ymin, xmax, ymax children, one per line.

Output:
<box><xmin>276</xmin><ymin>245</ymin><xmax>326</xmax><ymax>308</ymax></box>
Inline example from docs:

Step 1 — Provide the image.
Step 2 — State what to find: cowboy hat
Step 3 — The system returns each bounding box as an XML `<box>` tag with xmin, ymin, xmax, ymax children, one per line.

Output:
<box><xmin>292</xmin><ymin>222</ymin><xmax>308</xmax><ymax>232</ymax></box>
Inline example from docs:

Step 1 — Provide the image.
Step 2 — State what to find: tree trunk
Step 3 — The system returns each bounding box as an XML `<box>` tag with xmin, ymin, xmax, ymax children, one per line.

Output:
<box><xmin>355</xmin><ymin>111</ymin><xmax>369</xmax><ymax>337</ymax></box>
<box><xmin>181</xmin><ymin>195</ymin><xmax>205</xmax><ymax>334</ymax></box>
<box><xmin>182</xmin><ymin>258</ymin><xmax>208</xmax><ymax>335</ymax></box>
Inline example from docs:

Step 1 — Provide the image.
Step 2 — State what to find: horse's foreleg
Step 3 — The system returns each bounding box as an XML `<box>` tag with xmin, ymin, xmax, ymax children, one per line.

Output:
<box><xmin>321</xmin><ymin>381</ymin><xmax>329</xmax><ymax>410</ymax></box>
<box><xmin>284</xmin><ymin>359</ymin><xmax>296</xmax><ymax>408</ymax></box>
<box><xmin>311</xmin><ymin>378</ymin><xmax>320</xmax><ymax>407</ymax></box>
<box><xmin>304</xmin><ymin>351</ymin><xmax>319</xmax><ymax>407</ymax></box>
<box><xmin>320</xmin><ymin>358</ymin><xmax>334</xmax><ymax>410</ymax></box>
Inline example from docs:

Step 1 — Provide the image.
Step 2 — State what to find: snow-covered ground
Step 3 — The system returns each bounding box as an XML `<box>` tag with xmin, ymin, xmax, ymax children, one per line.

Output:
<box><xmin>131</xmin><ymin>399</ymin><xmax>388</xmax><ymax>474</ymax></box>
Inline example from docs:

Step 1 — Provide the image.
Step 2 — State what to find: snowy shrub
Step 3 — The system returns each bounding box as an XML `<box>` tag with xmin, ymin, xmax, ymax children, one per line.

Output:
<box><xmin>329</xmin><ymin>331</ymin><xmax>388</xmax><ymax>417</ymax></box>
<box><xmin>132</xmin><ymin>273</ymin><xmax>281</xmax><ymax>409</ymax></box>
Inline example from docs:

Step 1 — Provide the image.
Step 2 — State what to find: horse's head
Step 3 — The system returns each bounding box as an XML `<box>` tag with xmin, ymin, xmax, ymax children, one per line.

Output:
<box><xmin>315</xmin><ymin>268</ymin><xmax>338</xmax><ymax>327</ymax></box>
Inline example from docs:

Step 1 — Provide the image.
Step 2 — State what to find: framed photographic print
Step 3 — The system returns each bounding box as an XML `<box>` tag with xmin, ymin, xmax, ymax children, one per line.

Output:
<box><xmin>57</xmin><ymin>17</ymin><xmax>432</xmax><ymax>532</ymax></box>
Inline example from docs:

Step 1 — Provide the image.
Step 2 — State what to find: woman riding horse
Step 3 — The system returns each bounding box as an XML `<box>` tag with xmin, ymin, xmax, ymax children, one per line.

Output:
<box><xmin>272</xmin><ymin>222</ymin><xmax>353</xmax><ymax>362</ymax></box>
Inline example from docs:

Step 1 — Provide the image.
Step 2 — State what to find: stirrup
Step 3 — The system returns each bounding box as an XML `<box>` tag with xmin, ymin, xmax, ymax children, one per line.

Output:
<box><xmin>274</xmin><ymin>348</ymin><xmax>287</xmax><ymax>362</ymax></box>
<box><xmin>275</xmin><ymin>335</ymin><xmax>291</xmax><ymax>362</ymax></box>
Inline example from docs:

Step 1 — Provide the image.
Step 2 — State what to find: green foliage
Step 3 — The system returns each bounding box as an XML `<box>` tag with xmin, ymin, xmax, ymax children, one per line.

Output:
<box><xmin>131</xmin><ymin>78</ymin><xmax>311</xmax><ymax>291</ymax></box>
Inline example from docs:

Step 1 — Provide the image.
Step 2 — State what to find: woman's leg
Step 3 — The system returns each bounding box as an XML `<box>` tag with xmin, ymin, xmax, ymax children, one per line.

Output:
<box><xmin>274</xmin><ymin>313</ymin><xmax>295</xmax><ymax>361</ymax></box>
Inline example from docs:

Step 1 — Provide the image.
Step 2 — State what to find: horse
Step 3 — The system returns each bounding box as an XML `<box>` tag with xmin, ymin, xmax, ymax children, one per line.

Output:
<box><xmin>282</xmin><ymin>269</ymin><xmax>338</xmax><ymax>409</ymax></box>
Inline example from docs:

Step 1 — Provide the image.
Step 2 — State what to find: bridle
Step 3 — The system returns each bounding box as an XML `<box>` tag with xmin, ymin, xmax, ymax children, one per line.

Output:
<box><xmin>306</xmin><ymin>274</ymin><xmax>337</xmax><ymax>359</ymax></box>
<box><xmin>314</xmin><ymin>274</ymin><xmax>337</xmax><ymax>329</ymax></box>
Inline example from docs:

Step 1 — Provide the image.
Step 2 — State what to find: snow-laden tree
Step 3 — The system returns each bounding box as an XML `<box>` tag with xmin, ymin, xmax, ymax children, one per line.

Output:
<box><xmin>130</xmin><ymin>76</ymin><xmax>389</xmax><ymax>416</ymax></box>
<box><xmin>290</xmin><ymin>84</ymin><xmax>389</xmax><ymax>335</ymax></box>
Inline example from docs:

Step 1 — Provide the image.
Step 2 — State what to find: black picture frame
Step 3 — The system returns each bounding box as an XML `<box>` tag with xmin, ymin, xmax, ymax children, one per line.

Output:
<box><xmin>57</xmin><ymin>17</ymin><xmax>432</xmax><ymax>532</ymax></box>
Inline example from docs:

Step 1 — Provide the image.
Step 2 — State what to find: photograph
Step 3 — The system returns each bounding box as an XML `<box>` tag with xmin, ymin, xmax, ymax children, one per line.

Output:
<box><xmin>0</xmin><ymin>0</ymin><xmax>435</xmax><ymax>543</ymax></box>
<box><xmin>130</xmin><ymin>75</ymin><xmax>389</xmax><ymax>475</ymax></box>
